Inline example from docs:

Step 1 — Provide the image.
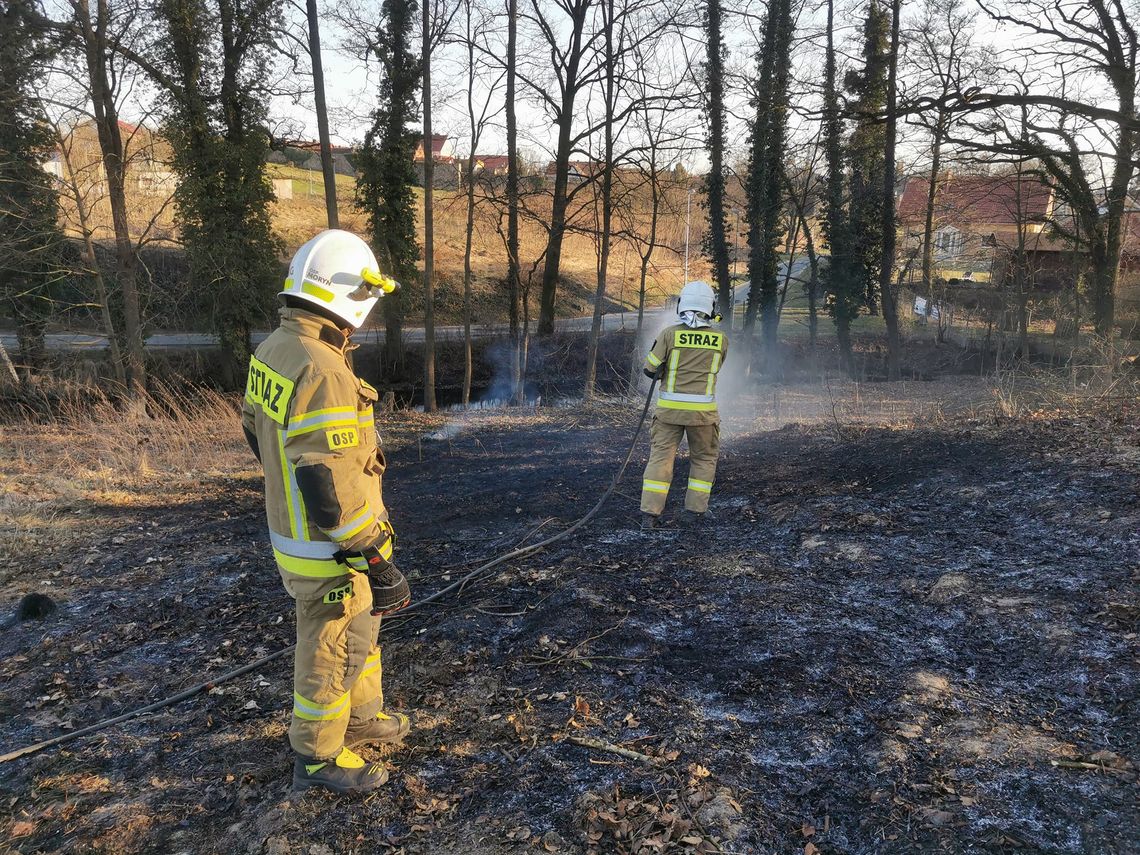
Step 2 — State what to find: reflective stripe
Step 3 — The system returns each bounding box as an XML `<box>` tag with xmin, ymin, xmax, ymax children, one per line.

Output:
<box><xmin>270</xmin><ymin>530</ymin><xmax>339</xmax><ymax>559</ymax></box>
<box><xmin>660</xmin><ymin>391</ymin><xmax>715</xmax><ymax>403</ymax></box>
<box><xmin>341</xmin><ymin>537</ymin><xmax>394</xmax><ymax>572</ymax></box>
<box><xmin>273</xmin><ymin>548</ymin><xmax>349</xmax><ymax>578</ymax></box>
<box><xmin>286</xmin><ymin>406</ymin><xmax>358</xmax><ymax>437</ymax></box>
<box><xmin>361</xmin><ymin>651</ymin><xmax>382</xmax><ymax>679</ymax></box>
<box><xmin>358</xmin><ymin>407</ymin><xmax>374</xmax><ymax>425</ymax></box>
<box><xmin>666</xmin><ymin>348</ymin><xmax>681</xmax><ymax>392</ymax></box>
<box><xmin>688</xmin><ymin>478</ymin><xmax>713</xmax><ymax>493</ymax></box>
<box><xmin>642</xmin><ymin>479</ymin><xmax>670</xmax><ymax>494</ymax></box>
<box><xmin>658</xmin><ymin>398</ymin><xmax>718</xmax><ymax>412</ymax></box>
<box><xmin>278</xmin><ymin>431</ymin><xmax>306</xmax><ymax>539</ymax></box>
<box><xmin>705</xmin><ymin>352</ymin><xmax>721</xmax><ymax>396</ymax></box>
<box><xmin>293</xmin><ymin>690</ymin><xmax>350</xmax><ymax>721</ymax></box>
<box><xmin>328</xmin><ymin>507</ymin><xmax>374</xmax><ymax>542</ymax></box>
<box><xmin>646</xmin><ymin>352</ymin><xmax>663</xmax><ymax>368</ymax></box>
<box><xmin>301</xmin><ymin>281</ymin><xmax>335</xmax><ymax>303</ymax></box>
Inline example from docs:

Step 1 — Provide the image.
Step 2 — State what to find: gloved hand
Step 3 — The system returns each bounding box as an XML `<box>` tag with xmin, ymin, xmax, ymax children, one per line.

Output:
<box><xmin>335</xmin><ymin>536</ymin><xmax>411</xmax><ymax>614</ymax></box>
<box><xmin>364</xmin><ymin>555</ymin><xmax>411</xmax><ymax>615</ymax></box>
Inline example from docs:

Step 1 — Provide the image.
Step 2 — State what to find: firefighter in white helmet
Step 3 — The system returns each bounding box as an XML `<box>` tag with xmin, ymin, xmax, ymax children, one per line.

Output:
<box><xmin>241</xmin><ymin>229</ymin><xmax>412</xmax><ymax>795</ymax></box>
<box><xmin>640</xmin><ymin>281</ymin><xmax>729</xmax><ymax>529</ymax></box>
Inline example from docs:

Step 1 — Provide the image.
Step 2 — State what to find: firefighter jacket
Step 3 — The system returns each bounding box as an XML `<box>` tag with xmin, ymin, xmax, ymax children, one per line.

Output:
<box><xmin>644</xmin><ymin>323</ymin><xmax>729</xmax><ymax>426</ymax></box>
<box><xmin>242</xmin><ymin>307</ymin><xmax>391</xmax><ymax>599</ymax></box>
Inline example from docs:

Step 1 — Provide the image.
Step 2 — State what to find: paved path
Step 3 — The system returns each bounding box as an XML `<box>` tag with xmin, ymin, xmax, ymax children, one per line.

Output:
<box><xmin>0</xmin><ymin>311</ymin><xmax>664</xmax><ymax>352</ymax></box>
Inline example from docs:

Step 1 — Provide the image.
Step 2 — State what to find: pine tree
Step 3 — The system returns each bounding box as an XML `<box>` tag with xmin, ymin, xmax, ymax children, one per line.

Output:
<box><xmin>0</xmin><ymin>0</ymin><xmax>66</xmax><ymax>378</ymax></box>
<box><xmin>357</xmin><ymin>0</ymin><xmax>421</xmax><ymax>377</ymax></box>
<box><xmin>846</xmin><ymin>0</ymin><xmax>889</xmax><ymax>314</ymax></box>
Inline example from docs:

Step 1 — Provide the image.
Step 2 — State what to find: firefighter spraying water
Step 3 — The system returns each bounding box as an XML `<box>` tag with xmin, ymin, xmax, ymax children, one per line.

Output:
<box><xmin>639</xmin><ymin>281</ymin><xmax>729</xmax><ymax>529</ymax></box>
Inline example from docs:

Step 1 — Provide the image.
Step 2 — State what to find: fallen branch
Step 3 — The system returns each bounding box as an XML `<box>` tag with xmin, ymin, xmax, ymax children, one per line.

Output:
<box><xmin>568</xmin><ymin>735</ymin><xmax>663</xmax><ymax>766</ymax></box>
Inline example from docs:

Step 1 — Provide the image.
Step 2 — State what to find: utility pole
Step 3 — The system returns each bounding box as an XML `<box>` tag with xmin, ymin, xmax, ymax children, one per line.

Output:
<box><xmin>683</xmin><ymin>186</ymin><xmax>692</xmax><ymax>283</ymax></box>
<box><xmin>306</xmin><ymin>0</ymin><xmax>339</xmax><ymax>228</ymax></box>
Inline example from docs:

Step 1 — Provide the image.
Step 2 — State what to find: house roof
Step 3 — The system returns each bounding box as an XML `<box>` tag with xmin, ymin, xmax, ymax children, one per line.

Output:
<box><xmin>476</xmin><ymin>154</ymin><xmax>510</xmax><ymax>170</ymax></box>
<box><xmin>898</xmin><ymin>173</ymin><xmax>1054</xmax><ymax>227</ymax></box>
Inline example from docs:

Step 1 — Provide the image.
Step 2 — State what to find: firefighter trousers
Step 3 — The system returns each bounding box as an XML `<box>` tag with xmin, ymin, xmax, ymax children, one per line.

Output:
<box><xmin>287</xmin><ymin>570</ymin><xmax>385</xmax><ymax>759</ymax></box>
<box><xmin>640</xmin><ymin>417</ymin><xmax>721</xmax><ymax>515</ymax></box>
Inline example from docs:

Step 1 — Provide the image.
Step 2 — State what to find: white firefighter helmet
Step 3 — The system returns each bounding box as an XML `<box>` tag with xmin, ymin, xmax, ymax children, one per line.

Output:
<box><xmin>677</xmin><ymin>280</ymin><xmax>716</xmax><ymax>317</ymax></box>
<box><xmin>280</xmin><ymin>229</ymin><xmax>398</xmax><ymax>329</ymax></box>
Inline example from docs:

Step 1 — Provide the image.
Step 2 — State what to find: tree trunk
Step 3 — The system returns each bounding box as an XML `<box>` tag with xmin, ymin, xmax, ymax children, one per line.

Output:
<box><xmin>306</xmin><ymin>0</ymin><xmax>339</xmax><ymax>228</ymax></box>
<box><xmin>705</xmin><ymin>0</ymin><xmax>733</xmax><ymax>320</ymax></box>
<box><xmin>421</xmin><ymin>0</ymin><xmax>436</xmax><ymax>412</ymax></box>
<box><xmin>878</xmin><ymin>0</ymin><xmax>902</xmax><ymax>381</ymax></box>
<box><xmin>55</xmin><ymin>122</ymin><xmax>126</xmax><ymax>385</ymax></box>
<box><xmin>537</xmin><ymin>2</ymin><xmax>588</xmax><ymax>337</ymax></box>
<box><xmin>584</xmin><ymin>0</ymin><xmax>615</xmax><ymax>399</ymax></box>
<box><xmin>81</xmin><ymin>0</ymin><xmax>146</xmax><ymax>400</ymax></box>
<box><xmin>921</xmin><ymin>120</ymin><xmax>944</xmax><ymax>302</ymax></box>
<box><xmin>506</xmin><ymin>0</ymin><xmax>523</xmax><ymax>402</ymax></box>
<box><xmin>0</xmin><ymin>339</ymin><xmax>18</xmax><ymax>385</ymax></box>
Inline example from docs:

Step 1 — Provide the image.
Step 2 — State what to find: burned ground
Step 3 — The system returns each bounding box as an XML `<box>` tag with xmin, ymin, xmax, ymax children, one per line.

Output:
<box><xmin>0</xmin><ymin>392</ymin><xmax>1137</xmax><ymax>854</ymax></box>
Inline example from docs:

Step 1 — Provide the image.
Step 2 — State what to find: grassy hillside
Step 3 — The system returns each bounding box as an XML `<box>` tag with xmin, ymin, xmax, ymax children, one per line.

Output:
<box><xmin>267</xmin><ymin>165</ymin><xmax>693</xmax><ymax>325</ymax></box>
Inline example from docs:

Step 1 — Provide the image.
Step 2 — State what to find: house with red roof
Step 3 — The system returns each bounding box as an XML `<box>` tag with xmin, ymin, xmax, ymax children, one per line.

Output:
<box><xmin>897</xmin><ymin>172</ymin><xmax>1056</xmax><ymax>275</ymax></box>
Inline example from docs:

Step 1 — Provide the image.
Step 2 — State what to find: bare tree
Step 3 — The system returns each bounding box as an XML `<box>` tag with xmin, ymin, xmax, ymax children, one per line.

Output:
<box><xmin>306</xmin><ymin>0</ymin><xmax>339</xmax><ymax>227</ymax></box>
<box><xmin>455</xmin><ymin>0</ymin><xmax>503</xmax><ymax>405</ymax></box>
<box><xmin>67</xmin><ymin>0</ymin><xmax>148</xmax><ymax>398</ymax></box>
<box><xmin>940</xmin><ymin>0</ymin><xmax>1138</xmax><ymax>339</ymax></box>
<box><xmin>878</xmin><ymin>0</ymin><xmax>903</xmax><ymax>381</ymax></box>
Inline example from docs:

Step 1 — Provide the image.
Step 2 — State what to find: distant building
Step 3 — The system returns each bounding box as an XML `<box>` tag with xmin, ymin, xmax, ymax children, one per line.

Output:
<box><xmin>414</xmin><ymin>133</ymin><xmax>452</xmax><ymax>162</ymax></box>
<box><xmin>414</xmin><ymin>134</ymin><xmax>459</xmax><ymax>189</ymax></box>
<box><xmin>300</xmin><ymin>152</ymin><xmax>355</xmax><ymax>176</ymax></box>
<box><xmin>897</xmin><ymin>172</ymin><xmax>1055</xmax><ymax>272</ymax></box>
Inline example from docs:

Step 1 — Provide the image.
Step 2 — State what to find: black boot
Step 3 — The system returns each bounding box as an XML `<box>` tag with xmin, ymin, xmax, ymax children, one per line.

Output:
<box><xmin>640</xmin><ymin>512</ymin><xmax>660</xmax><ymax>531</ymax></box>
<box><xmin>344</xmin><ymin>710</ymin><xmax>412</xmax><ymax>749</ymax></box>
<box><xmin>292</xmin><ymin>747</ymin><xmax>388</xmax><ymax>794</ymax></box>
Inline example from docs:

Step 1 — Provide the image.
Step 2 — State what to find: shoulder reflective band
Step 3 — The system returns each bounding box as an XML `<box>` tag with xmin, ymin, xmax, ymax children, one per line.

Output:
<box><xmin>673</xmin><ymin>329</ymin><xmax>724</xmax><ymax>351</ymax></box>
<box><xmin>705</xmin><ymin>352</ymin><xmax>722</xmax><ymax>396</ymax></box>
<box><xmin>246</xmin><ymin>356</ymin><xmax>296</xmax><ymax>426</ymax></box>
<box><xmin>666</xmin><ymin>348</ymin><xmax>681</xmax><ymax>392</ymax></box>
<box><xmin>646</xmin><ymin>352</ymin><xmax>663</xmax><ymax>368</ymax></box>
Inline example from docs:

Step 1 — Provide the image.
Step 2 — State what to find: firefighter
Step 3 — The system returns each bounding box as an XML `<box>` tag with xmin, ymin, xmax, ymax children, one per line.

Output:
<box><xmin>640</xmin><ymin>281</ymin><xmax>729</xmax><ymax>529</ymax></box>
<box><xmin>242</xmin><ymin>229</ymin><xmax>412</xmax><ymax>795</ymax></box>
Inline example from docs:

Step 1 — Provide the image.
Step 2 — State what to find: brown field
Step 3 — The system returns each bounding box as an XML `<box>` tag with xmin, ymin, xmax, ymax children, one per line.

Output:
<box><xmin>0</xmin><ymin>372</ymin><xmax>1137</xmax><ymax>853</ymax></box>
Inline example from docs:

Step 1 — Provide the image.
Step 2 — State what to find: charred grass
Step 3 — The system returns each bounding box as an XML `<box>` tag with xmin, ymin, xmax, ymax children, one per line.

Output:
<box><xmin>0</xmin><ymin>377</ymin><xmax>1137</xmax><ymax>854</ymax></box>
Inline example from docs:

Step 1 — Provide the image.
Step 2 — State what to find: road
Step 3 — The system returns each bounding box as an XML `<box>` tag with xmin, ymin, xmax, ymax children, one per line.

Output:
<box><xmin>0</xmin><ymin>310</ymin><xmax>664</xmax><ymax>352</ymax></box>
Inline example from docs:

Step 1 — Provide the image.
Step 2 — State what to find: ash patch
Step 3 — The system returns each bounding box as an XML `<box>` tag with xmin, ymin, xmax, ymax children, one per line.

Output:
<box><xmin>0</xmin><ymin>416</ymin><xmax>1137</xmax><ymax>853</ymax></box>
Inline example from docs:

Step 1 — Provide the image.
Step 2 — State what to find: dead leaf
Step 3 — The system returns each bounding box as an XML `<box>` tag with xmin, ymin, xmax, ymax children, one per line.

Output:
<box><xmin>802</xmin><ymin>822</ymin><xmax>816</xmax><ymax>838</ymax></box>
<box><xmin>10</xmin><ymin>821</ymin><xmax>35</xmax><ymax>838</ymax></box>
<box><xmin>804</xmin><ymin>843</ymin><xmax>819</xmax><ymax>855</ymax></box>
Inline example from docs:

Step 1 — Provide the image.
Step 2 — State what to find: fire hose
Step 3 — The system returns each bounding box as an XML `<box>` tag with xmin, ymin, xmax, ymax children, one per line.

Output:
<box><xmin>0</xmin><ymin>379</ymin><xmax>658</xmax><ymax>765</ymax></box>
